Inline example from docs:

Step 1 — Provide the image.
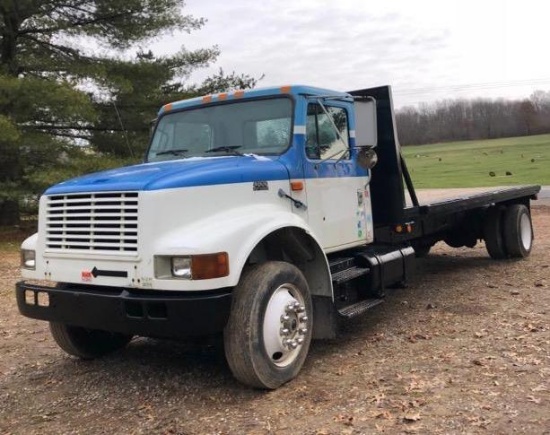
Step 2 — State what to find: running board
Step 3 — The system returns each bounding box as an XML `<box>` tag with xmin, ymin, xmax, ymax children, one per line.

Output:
<box><xmin>337</xmin><ymin>298</ymin><xmax>384</xmax><ymax>318</ymax></box>
<box><xmin>331</xmin><ymin>266</ymin><xmax>370</xmax><ymax>286</ymax></box>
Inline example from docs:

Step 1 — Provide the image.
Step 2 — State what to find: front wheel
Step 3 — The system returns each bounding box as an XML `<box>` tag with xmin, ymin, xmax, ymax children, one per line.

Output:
<box><xmin>224</xmin><ymin>261</ymin><xmax>313</xmax><ymax>389</ymax></box>
<box><xmin>49</xmin><ymin>323</ymin><xmax>133</xmax><ymax>359</ymax></box>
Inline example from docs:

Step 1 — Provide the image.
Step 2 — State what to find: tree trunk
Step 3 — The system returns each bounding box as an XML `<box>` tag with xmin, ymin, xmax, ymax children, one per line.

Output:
<box><xmin>0</xmin><ymin>199</ymin><xmax>20</xmax><ymax>226</ymax></box>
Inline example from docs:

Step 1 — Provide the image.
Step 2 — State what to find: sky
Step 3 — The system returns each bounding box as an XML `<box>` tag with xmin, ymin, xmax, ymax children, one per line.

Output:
<box><xmin>150</xmin><ymin>0</ymin><xmax>550</xmax><ymax>108</ymax></box>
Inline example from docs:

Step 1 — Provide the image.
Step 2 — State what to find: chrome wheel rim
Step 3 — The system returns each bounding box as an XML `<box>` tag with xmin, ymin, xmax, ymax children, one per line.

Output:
<box><xmin>262</xmin><ymin>284</ymin><xmax>309</xmax><ymax>368</ymax></box>
<box><xmin>520</xmin><ymin>213</ymin><xmax>532</xmax><ymax>251</ymax></box>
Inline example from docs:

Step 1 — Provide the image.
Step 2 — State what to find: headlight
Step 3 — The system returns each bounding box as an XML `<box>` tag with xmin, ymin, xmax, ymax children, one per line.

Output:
<box><xmin>21</xmin><ymin>249</ymin><xmax>36</xmax><ymax>270</ymax></box>
<box><xmin>171</xmin><ymin>257</ymin><xmax>191</xmax><ymax>278</ymax></box>
<box><xmin>166</xmin><ymin>253</ymin><xmax>229</xmax><ymax>280</ymax></box>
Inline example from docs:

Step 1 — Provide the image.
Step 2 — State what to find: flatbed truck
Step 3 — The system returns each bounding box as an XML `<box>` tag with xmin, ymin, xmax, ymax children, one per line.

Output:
<box><xmin>16</xmin><ymin>85</ymin><xmax>540</xmax><ymax>389</ymax></box>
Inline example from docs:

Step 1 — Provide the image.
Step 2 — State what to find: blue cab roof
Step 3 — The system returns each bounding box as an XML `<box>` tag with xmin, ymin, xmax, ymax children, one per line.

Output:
<box><xmin>158</xmin><ymin>85</ymin><xmax>352</xmax><ymax>115</ymax></box>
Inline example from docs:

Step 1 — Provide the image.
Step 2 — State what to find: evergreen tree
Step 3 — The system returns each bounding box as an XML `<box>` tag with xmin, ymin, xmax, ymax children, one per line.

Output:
<box><xmin>0</xmin><ymin>0</ymin><xmax>256</xmax><ymax>225</ymax></box>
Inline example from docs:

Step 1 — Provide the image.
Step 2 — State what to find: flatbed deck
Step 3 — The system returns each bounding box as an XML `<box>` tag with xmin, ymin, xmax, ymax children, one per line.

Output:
<box><xmin>404</xmin><ymin>185</ymin><xmax>541</xmax><ymax>217</ymax></box>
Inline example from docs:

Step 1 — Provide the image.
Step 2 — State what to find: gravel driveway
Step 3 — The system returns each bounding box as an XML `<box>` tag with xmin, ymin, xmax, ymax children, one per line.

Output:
<box><xmin>1</xmin><ymin>204</ymin><xmax>548</xmax><ymax>434</ymax></box>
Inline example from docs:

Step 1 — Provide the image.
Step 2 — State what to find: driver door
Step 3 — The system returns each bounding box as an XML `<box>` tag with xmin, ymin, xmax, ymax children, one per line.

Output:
<box><xmin>303</xmin><ymin>102</ymin><xmax>372</xmax><ymax>250</ymax></box>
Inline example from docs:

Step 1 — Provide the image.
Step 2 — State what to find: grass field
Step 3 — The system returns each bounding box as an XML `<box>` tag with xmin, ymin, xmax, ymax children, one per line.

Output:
<box><xmin>401</xmin><ymin>134</ymin><xmax>550</xmax><ymax>188</ymax></box>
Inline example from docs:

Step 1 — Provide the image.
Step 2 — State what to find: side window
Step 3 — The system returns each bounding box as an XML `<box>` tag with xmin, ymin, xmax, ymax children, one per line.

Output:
<box><xmin>306</xmin><ymin>104</ymin><xmax>349</xmax><ymax>160</ymax></box>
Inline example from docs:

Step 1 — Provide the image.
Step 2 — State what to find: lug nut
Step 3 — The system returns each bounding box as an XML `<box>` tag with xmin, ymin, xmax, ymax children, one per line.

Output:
<box><xmin>300</xmin><ymin>316</ymin><xmax>308</xmax><ymax>323</ymax></box>
<box><xmin>296</xmin><ymin>337</ymin><xmax>304</xmax><ymax>345</ymax></box>
<box><xmin>280</xmin><ymin>328</ymin><xmax>290</xmax><ymax>336</ymax></box>
<box><xmin>280</xmin><ymin>314</ymin><xmax>290</xmax><ymax>322</ymax></box>
<box><xmin>296</xmin><ymin>305</ymin><xmax>305</xmax><ymax>313</ymax></box>
<box><xmin>298</xmin><ymin>327</ymin><xmax>308</xmax><ymax>335</ymax></box>
<box><xmin>290</xmin><ymin>341</ymin><xmax>298</xmax><ymax>349</ymax></box>
<box><xmin>285</xmin><ymin>304</ymin><xmax>295</xmax><ymax>314</ymax></box>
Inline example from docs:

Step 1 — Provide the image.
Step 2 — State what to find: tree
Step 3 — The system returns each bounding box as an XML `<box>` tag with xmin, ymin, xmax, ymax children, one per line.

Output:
<box><xmin>396</xmin><ymin>93</ymin><xmax>550</xmax><ymax>146</ymax></box>
<box><xmin>0</xmin><ymin>0</ymin><xmax>256</xmax><ymax>225</ymax></box>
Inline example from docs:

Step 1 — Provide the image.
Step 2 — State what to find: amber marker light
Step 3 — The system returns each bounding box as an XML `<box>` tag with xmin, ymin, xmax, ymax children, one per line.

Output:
<box><xmin>280</xmin><ymin>85</ymin><xmax>292</xmax><ymax>93</ymax></box>
<box><xmin>233</xmin><ymin>90</ymin><xmax>245</xmax><ymax>98</ymax></box>
<box><xmin>162</xmin><ymin>103</ymin><xmax>173</xmax><ymax>112</ymax></box>
<box><xmin>395</xmin><ymin>225</ymin><xmax>403</xmax><ymax>233</ymax></box>
<box><xmin>191</xmin><ymin>252</ymin><xmax>229</xmax><ymax>280</ymax></box>
<box><xmin>202</xmin><ymin>95</ymin><xmax>212</xmax><ymax>104</ymax></box>
<box><xmin>290</xmin><ymin>181</ymin><xmax>304</xmax><ymax>191</ymax></box>
<box><xmin>218</xmin><ymin>93</ymin><xmax>227</xmax><ymax>100</ymax></box>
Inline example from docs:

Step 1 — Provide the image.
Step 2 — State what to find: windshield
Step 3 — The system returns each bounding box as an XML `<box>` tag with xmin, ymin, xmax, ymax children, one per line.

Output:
<box><xmin>147</xmin><ymin>97</ymin><xmax>293</xmax><ymax>162</ymax></box>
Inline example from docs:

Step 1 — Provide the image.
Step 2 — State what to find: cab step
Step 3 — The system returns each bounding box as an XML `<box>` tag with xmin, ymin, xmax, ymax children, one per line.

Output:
<box><xmin>331</xmin><ymin>266</ymin><xmax>370</xmax><ymax>286</ymax></box>
<box><xmin>328</xmin><ymin>256</ymin><xmax>356</xmax><ymax>274</ymax></box>
<box><xmin>337</xmin><ymin>298</ymin><xmax>384</xmax><ymax>318</ymax></box>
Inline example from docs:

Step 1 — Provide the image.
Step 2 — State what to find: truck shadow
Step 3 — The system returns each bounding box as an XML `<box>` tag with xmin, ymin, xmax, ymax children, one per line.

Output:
<box><xmin>21</xmin><ymin>251</ymin><xmax>522</xmax><ymax>399</ymax></box>
<box><xmin>307</xmin><ymin>251</ymin><xmax>515</xmax><ymax>359</ymax></box>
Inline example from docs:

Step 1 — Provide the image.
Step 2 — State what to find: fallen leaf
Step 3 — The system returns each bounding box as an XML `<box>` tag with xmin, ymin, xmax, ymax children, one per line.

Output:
<box><xmin>403</xmin><ymin>413</ymin><xmax>421</xmax><ymax>423</ymax></box>
<box><xmin>527</xmin><ymin>396</ymin><xmax>541</xmax><ymax>404</ymax></box>
<box><xmin>532</xmin><ymin>384</ymin><xmax>547</xmax><ymax>392</ymax></box>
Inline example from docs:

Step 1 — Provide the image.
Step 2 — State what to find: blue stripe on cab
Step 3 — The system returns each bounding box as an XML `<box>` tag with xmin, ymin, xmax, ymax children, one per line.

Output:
<box><xmin>45</xmin><ymin>157</ymin><xmax>290</xmax><ymax>194</ymax></box>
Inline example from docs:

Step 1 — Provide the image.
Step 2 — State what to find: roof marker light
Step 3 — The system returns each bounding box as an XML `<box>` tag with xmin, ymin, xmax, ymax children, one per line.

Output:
<box><xmin>234</xmin><ymin>90</ymin><xmax>245</xmax><ymax>98</ymax></box>
<box><xmin>218</xmin><ymin>93</ymin><xmax>227</xmax><ymax>100</ymax></box>
<box><xmin>280</xmin><ymin>85</ymin><xmax>291</xmax><ymax>93</ymax></box>
<box><xmin>163</xmin><ymin>103</ymin><xmax>173</xmax><ymax>112</ymax></box>
<box><xmin>202</xmin><ymin>95</ymin><xmax>212</xmax><ymax>103</ymax></box>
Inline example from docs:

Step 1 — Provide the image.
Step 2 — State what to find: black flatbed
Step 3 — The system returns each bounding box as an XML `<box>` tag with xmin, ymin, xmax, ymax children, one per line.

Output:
<box><xmin>405</xmin><ymin>185</ymin><xmax>541</xmax><ymax>218</ymax></box>
<box><xmin>349</xmin><ymin>86</ymin><xmax>541</xmax><ymax>247</ymax></box>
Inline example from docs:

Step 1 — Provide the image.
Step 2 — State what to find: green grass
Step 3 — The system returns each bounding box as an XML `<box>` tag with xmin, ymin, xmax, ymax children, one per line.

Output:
<box><xmin>401</xmin><ymin>134</ymin><xmax>550</xmax><ymax>188</ymax></box>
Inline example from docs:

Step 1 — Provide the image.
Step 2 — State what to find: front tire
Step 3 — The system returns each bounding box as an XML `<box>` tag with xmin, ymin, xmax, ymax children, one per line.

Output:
<box><xmin>224</xmin><ymin>261</ymin><xmax>313</xmax><ymax>389</ymax></box>
<box><xmin>503</xmin><ymin>204</ymin><xmax>533</xmax><ymax>258</ymax></box>
<box><xmin>49</xmin><ymin>323</ymin><xmax>133</xmax><ymax>359</ymax></box>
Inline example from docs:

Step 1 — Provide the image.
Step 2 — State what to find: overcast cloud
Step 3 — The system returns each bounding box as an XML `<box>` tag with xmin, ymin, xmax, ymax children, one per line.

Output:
<box><xmin>150</xmin><ymin>0</ymin><xmax>550</xmax><ymax>107</ymax></box>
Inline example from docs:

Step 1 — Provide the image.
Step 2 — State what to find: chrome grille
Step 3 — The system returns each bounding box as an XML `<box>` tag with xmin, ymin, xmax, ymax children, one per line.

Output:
<box><xmin>46</xmin><ymin>192</ymin><xmax>139</xmax><ymax>253</ymax></box>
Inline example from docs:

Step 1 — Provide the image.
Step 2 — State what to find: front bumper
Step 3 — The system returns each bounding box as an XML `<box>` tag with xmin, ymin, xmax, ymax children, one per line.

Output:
<box><xmin>15</xmin><ymin>281</ymin><xmax>232</xmax><ymax>338</ymax></box>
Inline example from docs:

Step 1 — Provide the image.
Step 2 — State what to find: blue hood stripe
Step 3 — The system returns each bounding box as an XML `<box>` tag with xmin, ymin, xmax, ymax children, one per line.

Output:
<box><xmin>45</xmin><ymin>157</ymin><xmax>290</xmax><ymax>195</ymax></box>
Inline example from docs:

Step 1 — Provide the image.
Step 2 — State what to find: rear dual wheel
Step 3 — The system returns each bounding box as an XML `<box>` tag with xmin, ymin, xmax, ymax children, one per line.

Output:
<box><xmin>483</xmin><ymin>204</ymin><xmax>533</xmax><ymax>259</ymax></box>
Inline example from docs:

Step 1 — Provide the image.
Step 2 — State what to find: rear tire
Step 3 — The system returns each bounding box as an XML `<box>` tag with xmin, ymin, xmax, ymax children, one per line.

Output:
<box><xmin>503</xmin><ymin>204</ymin><xmax>533</xmax><ymax>258</ymax></box>
<box><xmin>49</xmin><ymin>323</ymin><xmax>133</xmax><ymax>359</ymax></box>
<box><xmin>483</xmin><ymin>206</ymin><xmax>507</xmax><ymax>259</ymax></box>
<box><xmin>224</xmin><ymin>261</ymin><xmax>312</xmax><ymax>389</ymax></box>
<box><xmin>412</xmin><ymin>243</ymin><xmax>431</xmax><ymax>258</ymax></box>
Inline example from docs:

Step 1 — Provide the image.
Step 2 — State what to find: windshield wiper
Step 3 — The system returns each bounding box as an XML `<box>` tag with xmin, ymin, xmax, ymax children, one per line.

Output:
<box><xmin>205</xmin><ymin>145</ymin><xmax>244</xmax><ymax>156</ymax></box>
<box><xmin>155</xmin><ymin>148</ymin><xmax>189</xmax><ymax>156</ymax></box>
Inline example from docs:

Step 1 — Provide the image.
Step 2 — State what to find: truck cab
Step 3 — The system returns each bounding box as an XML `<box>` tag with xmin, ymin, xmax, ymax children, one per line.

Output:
<box><xmin>16</xmin><ymin>85</ymin><xmax>540</xmax><ymax>389</ymax></box>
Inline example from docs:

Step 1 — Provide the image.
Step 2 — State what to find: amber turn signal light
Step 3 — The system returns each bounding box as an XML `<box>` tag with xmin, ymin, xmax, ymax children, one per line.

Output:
<box><xmin>191</xmin><ymin>252</ymin><xmax>229</xmax><ymax>280</ymax></box>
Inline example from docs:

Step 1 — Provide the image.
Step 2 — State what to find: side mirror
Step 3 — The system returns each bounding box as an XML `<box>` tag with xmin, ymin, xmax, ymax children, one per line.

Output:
<box><xmin>357</xmin><ymin>148</ymin><xmax>378</xmax><ymax>170</ymax></box>
<box><xmin>353</xmin><ymin>98</ymin><xmax>377</xmax><ymax>148</ymax></box>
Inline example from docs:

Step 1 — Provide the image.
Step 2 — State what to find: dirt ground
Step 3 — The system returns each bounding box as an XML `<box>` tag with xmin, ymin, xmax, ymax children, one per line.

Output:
<box><xmin>1</xmin><ymin>208</ymin><xmax>549</xmax><ymax>435</ymax></box>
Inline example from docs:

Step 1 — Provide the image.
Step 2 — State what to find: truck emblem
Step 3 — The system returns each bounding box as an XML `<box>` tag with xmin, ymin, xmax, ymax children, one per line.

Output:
<box><xmin>253</xmin><ymin>181</ymin><xmax>269</xmax><ymax>191</ymax></box>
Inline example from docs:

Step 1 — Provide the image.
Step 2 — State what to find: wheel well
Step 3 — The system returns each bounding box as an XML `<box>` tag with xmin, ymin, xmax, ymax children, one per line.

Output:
<box><xmin>246</xmin><ymin>227</ymin><xmax>332</xmax><ymax>298</ymax></box>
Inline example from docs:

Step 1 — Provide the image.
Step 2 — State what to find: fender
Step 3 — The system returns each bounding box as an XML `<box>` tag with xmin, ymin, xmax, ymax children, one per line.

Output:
<box><xmin>152</xmin><ymin>202</ymin><xmax>333</xmax><ymax>296</ymax></box>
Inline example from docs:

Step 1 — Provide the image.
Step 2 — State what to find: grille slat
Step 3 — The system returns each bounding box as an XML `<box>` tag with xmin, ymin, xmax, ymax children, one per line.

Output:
<box><xmin>46</xmin><ymin>192</ymin><xmax>139</xmax><ymax>254</ymax></box>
